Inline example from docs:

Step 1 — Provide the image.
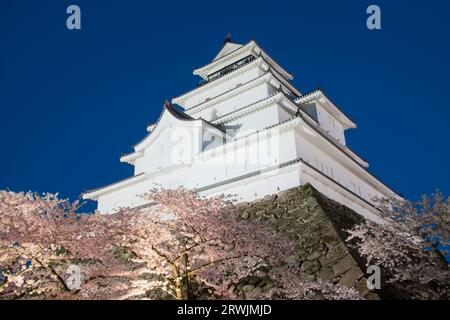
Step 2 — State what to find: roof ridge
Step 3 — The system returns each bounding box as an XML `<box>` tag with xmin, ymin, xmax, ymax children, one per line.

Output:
<box><xmin>165</xmin><ymin>103</ymin><xmax>194</xmax><ymax>121</ymax></box>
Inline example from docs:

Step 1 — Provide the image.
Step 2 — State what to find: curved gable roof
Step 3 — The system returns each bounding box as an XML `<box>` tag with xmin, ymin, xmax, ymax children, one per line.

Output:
<box><xmin>127</xmin><ymin>103</ymin><xmax>225</xmax><ymax>157</ymax></box>
<box><xmin>165</xmin><ymin>103</ymin><xmax>194</xmax><ymax>121</ymax></box>
<box><xmin>133</xmin><ymin>103</ymin><xmax>198</xmax><ymax>151</ymax></box>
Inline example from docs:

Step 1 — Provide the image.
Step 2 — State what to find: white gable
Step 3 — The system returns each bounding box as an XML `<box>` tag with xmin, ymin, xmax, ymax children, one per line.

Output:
<box><xmin>134</xmin><ymin>106</ymin><xmax>199</xmax><ymax>152</ymax></box>
<box><xmin>133</xmin><ymin>109</ymin><xmax>203</xmax><ymax>173</ymax></box>
<box><xmin>129</xmin><ymin>105</ymin><xmax>225</xmax><ymax>174</ymax></box>
<box><xmin>213</xmin><ymin>42</ymin><xmax>243</xmax><ymax>62</ymax></box>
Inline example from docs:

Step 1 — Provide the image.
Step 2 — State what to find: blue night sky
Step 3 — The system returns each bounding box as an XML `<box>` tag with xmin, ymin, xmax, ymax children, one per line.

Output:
<box><xmin>1</xmin><ymin>1</ymin><xmax>450</xmax><ymax>211</ymax></box>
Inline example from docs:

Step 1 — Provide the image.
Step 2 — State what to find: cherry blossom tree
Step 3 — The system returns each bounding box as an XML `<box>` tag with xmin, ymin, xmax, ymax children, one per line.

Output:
<box><xmin>0</xmin><ymin>188</ymin><xmax>361</xmax><ymax>300</ymax></box>
<box><xmin>114</xmin><ymin>189</ymin><xmax>294</xmax><ymax>299</ymax></box>
<box><xmin>0</xmin><ymin>190</ymin><xmax>135</xmax><ymax>299</ymax></box>
<box><xmin>264</xmin><ymin>267</ymin><xmax>361</xmax><ymax>300</ymax></box>
<box><xmin>346</xmin><ymin>192</ymin><xmax>450</xmax><ymax>299</ymax></box>
<box><xmin>104</xmin><ymin>189</ymin><xmax>360</xmax><ymax>299</ymax></box>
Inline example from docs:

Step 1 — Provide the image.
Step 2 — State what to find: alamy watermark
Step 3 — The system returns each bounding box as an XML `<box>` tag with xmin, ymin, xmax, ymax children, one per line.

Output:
<box><xmin>165</xmin><ymin>127</ymin><xmax>283</xmax><ymax>170</ymax></box>
<box><xmin>366</xmin><ymin>265</ymin><xmax>381</xmax><ymax>290</ymax></box>
<box><xmin>65</xmin><ymin>264</ymin><xmax>82</xmax><ymax>290</ymax></box>
<box><xmin>366</xmin><ymin>5</ymin><xmax>381</xmax><ymax>30</ymax></box>
<box><xmin>64</xmin><ymin>5</ymin><xmax>381</xmax><ymax>31</ymax></box>
<box><xmin>66</xmin><ymin>5</ymin><xmax>81</xmax><ymax>30</ymax></box>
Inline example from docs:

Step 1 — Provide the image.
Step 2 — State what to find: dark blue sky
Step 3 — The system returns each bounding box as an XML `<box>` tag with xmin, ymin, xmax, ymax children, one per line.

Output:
<box><xmin>1</xmin><ymin>1</ymin><xmax>450</xmax><ymax>210</ymax></box>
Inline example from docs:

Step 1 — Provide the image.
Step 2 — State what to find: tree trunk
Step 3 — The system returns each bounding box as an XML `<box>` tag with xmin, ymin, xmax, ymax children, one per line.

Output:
<box><xmin>174</xmin><ymin>277</ymin><xmax>184</xmax><ymax>300</ymax></box>
<box><xmin>173</xmin><ymin>254</ymin><xmax>190</xmax><ymax>300</ymax></box>
<box><xmin>179</xmin><ymin>253</ymin><xmax>190</xmax><ymax>299</ymax></box>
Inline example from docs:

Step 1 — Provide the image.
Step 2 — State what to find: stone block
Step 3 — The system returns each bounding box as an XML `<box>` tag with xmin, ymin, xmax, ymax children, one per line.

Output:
<box><xmin>249</xmin><ymin>286</ymin><xmax>263</xmax><ymax>298</ymax></box>
<box><xmin>242</xmin><ymin>284</ymin><xmax>255</xmax><ymax>292</ymax></box>
<box><xmin>262</xmin><ymin>282</ymin><xmax>274</xmax><ymax>292</ymax></box>
<box><xmin>337</xmin><ymin>267</ymin><xmax>364</xmax><ymax>288</ymax></box>
<box><xmin>332</xmin><ymin>255</ymin><xmax>355</xmax><ymax>277</ymax></box>
<box><xmin>317</xmin><ymin>267</ymin><xmax>334</xmax><ymax>282</ymax></box>
<box><xmin>355</xmin><ymin>278</ymin><xmax>370</xmax><ymax>296</ymax></box>
<box><xmin>364</xmin><ymin>292</ymin><xmax>381</xmax><ymax>300</ymax></box>
<box><xmin>307</xmin><ymin>251</ymin><xmax>322</xmax><ymax>261</ymax></box>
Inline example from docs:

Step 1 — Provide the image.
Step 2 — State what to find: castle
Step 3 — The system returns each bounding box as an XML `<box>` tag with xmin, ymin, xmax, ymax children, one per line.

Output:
<box><xmin>83</xmin><ymin>36</ymin><xmax>400</xmax><ymax>222</ymax></box>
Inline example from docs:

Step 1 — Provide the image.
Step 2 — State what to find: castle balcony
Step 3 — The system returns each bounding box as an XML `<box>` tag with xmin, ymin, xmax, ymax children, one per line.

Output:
<box><xmin>197</xmin><ymin>55</ymin><xmax>256</xmax><ymax>87</ymax></box>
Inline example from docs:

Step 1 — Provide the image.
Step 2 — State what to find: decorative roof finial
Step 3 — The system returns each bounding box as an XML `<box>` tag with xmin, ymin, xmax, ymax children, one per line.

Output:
<box><xmin>224</xmin><ymin>32</ymin><xmax>232</xmax><ymax>44</ymax></box>
<box><xmin>164</xmin><ymin>99</ymin><xmax>172</xmax><ymax>108</ymax></box>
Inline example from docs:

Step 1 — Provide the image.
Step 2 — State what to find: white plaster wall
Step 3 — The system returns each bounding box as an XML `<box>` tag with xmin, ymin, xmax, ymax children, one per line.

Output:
<box><xmin>97</xmin><ymin>159</ymin><xmax>381</xmax><ymax>223</ymax></box>
<box><xmin>277</xmin><ymin>105</ymin><xmax>295</xmax><ymax>122</ymax></box>
<box><xmin>95</xmin><ymin>124</ymin><xmax>386</xmax><ymax>222</ymax></box>
<box><xmin>224</xmin><ymin>103</ymin><xmax>287</xmax><ymax>138</ymax></box>
<box><xmin>180</xmin><ymin>128</ymin><xmax>297</xmax><ymax>188</ymax></box>
<box><xmin>201</xmin><ymin>165</ymin><xmax>302</xmax><ymax>203</ymax></box>
<box><xmin>96</xmin><ymin>179</ymin><xmax>152</xmax><ymax>213</ymax></box>
<box><xmin>95</xmin><ymin>121</ymin><xmax>392</xmax><ymax>221</ymax></box>
<box><xmin>183</xmin><ymin>66</ymin><xmax>264</xmax><ymax>109</ymax></box>
<box><xmin>293</xmin><ymin>130</ymin><xmax>389</xmax><ymax>203</ymax></box>
<box><xmin>202</xmin><ymin>162</ymin><xmax>382</xmax><ymax>223</ymax></box>
<box><xmin>202</xmin><ymin>129</ymin><xmax>224</xmax><ymax>151</ymax></box>
<box><xmin>190</xmin><ymin>82</ymin><xmax>274</xmax><ymax>122</ymax></box>
<box><xmin>96</xmin><ymin>128</ymin><xmax>298</xmax><ymax>213</ymax></box>
<box><xmin>315</xmin><ymin>104</ymin><xmax>346</xmax><ymax>144</ymax></box>
<box><xmin>134</xmin><ymin>125</ymin><xmax>202</xmax><ymax>174</ymax></box>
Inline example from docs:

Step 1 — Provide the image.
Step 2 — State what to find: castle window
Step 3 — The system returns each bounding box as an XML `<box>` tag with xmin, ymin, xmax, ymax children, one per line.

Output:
<box><xmin>206</xmin><ymin>55</ymin><xmax>255</xmax><ymax>83</ymax></box>
<box><xmin>304</xmin><ymin>103</ymin><xmax>319</xmax><ymax>122</ymax></box>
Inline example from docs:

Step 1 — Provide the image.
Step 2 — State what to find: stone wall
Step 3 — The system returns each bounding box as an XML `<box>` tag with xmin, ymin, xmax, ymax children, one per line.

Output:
<box><xmin>235</xmin><ymin>183</ymin><xmax>379</xmax><ymax>299</ymax></box>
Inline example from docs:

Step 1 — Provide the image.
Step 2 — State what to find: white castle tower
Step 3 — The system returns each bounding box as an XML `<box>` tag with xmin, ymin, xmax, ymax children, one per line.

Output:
<box><xmin>83</xmin><ymin>36</ymin><xmax>400</xmax><ymax>222</ymax></box>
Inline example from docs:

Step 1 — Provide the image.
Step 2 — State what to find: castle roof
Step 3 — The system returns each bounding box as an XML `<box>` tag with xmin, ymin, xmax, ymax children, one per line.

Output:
<box><xmin>192</xmin><ymin>40</ymin><xmax>293</xmax><ymax>81</ymax></box>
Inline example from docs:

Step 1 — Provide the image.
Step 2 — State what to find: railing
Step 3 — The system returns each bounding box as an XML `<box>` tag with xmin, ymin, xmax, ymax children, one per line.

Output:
<box><xmin>197</xmin><ymin>55</ymin><xmax>256</xmax><ymax>87</ymax></box>
<box><xmin>279</xmin><ymin>86</ymin><xmax>300</xmax><ymax>101</ymax></box>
